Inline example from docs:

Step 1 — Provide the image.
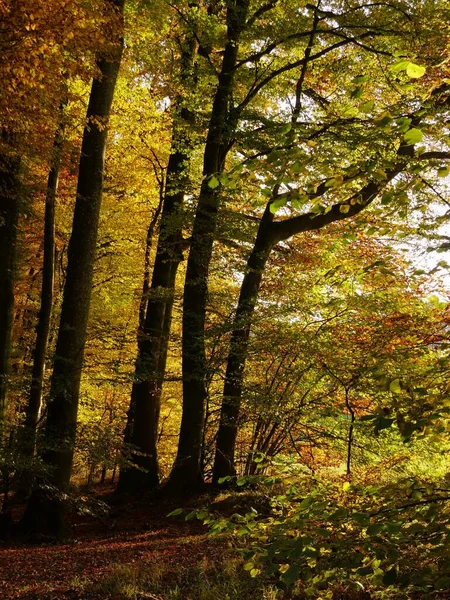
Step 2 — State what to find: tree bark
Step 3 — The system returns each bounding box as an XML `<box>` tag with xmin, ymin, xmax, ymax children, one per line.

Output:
<box><xmin>166</xmin><ymin>0</ymin><xmax>250</xmax><ymax>493</ymax></box>
<box><xmin>117</xmin><ymin>38</ymin><xmax>197</xmax><ymax>493</ymax></box>
<box><xmin>0</xmin><ymin>138</ymin><xmax>21</xmax><ymax>424</ymax></box>
<box><xmin>21</xmin><ymin>0</ymin><xmax>125</xmax><ymax>535</ymax></box>
<box><xmin>213</xmin><ymin>205</ymin><xmax>275</xmax><ymax>482</ymax></box>
<box><xmin>21</xmin><ymin>103</ymin><xmax>65</xmax><ymax>467</ymax></box>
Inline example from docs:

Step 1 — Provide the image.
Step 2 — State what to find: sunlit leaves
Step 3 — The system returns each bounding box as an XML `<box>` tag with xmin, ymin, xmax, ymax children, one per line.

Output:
<box><xmin>390</xmin><ymin>60</ymin><xmax>426</xmax><ymax>78</ymax></box>
<box><xmin>403</xmin><ymin>128</ymin><xmax>423</xmax><ymax>144</ymax></box>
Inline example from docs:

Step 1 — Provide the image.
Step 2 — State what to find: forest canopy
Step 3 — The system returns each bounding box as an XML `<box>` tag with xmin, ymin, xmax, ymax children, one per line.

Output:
<box><xmin>1</xmin><ymin>0</ymin><xmax>450</xmax><ymax>598</ymax></box>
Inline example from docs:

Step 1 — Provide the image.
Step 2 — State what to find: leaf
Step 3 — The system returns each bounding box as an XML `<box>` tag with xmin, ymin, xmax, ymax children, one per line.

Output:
<box><xmin>403</xmin><ymin>128</ymin><xmax>423</xmax><ymax>144</ymax></box>
<box><xmin>375</xmin><ymin>417</ymin><xmax>395</xmax><ymax>433</ymax></box>
<box><xmin>438</xmin><ymin>166</ymin><xmax>449</xmax><ymax>177</ymax></box>
<box><xmin>381</xmin><ymin>192</ymin><xmax>394</xmax><ymax>205</ymax></box>
<box><xmin>253</xmin><ymin>452</ymin><xmax>265</xmax><ymax>463</ymax></box>
<box><xmin>218</xmin><ymin>476</ymin><xmax>232</xmax><ymax>484</ymax></box>
<box><xmin>270</xmin><ymin>197</ymin><xmax>286</xmax><ymax>214</ymax></box>
<box><xmin>382</xmin><ymin>567</ymin><xmax>398</xmax><ymax>585</ymax></box>
<box><xmin>279</xmin><ymin>123</ymin><xmax>292</xmax><ymax>134</ymax></box>
<box><xmin>389</xmin><ymin>378</ymin><xmax>402</xmax><ymax>394</ymax></box>
<box><xmin>167</xmin><ymin>508</ymin><xmax>183</xmax><ymax>517</ymax></box>
<box><xmin>374</xmin><ymin>112</ymin><xmax>392</xmax><ymax>127</ymax></box>
<box><xmin>207</xmin><ymin>175</ymin><xmax>220</xmax><ymax>189</ymax></box>
<box><xmin>299</xmin><ymin>496</ymin><xmax>314</xmax><ymax>510</ymax></box>
<box><xmin>342</xmin><ymin>482</ymin><xmax>351</xmax><ymax>492</ymax></box>
<box><xmin>350</xmin><ymin>86</ymin><xmax>363</xmax><ymax>99</ymax></box>
<box><xmin>353</xmin><ymin>512</ymin><xmax>370</xmax><ymax>526</ymax></box>
<box><xmin>325</xmin><ymin>175</ymin><xmax>343</xmax><ymax>188</ymax></box>
<box><xmin>359</xmin><ymin>100</ymin><xmax>374</xmax><ymax>113</ymax></box>
<box><xmin>390</xmin><ymin>60</ymin><xmax>410</xmax><ymax>73</ymax></box>
<box><xmin>406</xmin><ymin>63</ymin><xmax>426</xmax><ymax>78</ymax></box>
<box><xmin>280</xmin><ymin>564</ymin><xmax>300</xmax><ymax>586</ymax></box>
<box><xmin>367</xmin><ymin>523</ymin><xmax>385</xmax><ymax>535</ymax></box>
<box><xmin>339</xmin><ymin>204</ymin><xmax>351</xmax><ymax>214</ymax></box>
<box><xmin>353</xmin><ymin>74</ymin><xmax>369</xmax><ymax>84</ymax></box>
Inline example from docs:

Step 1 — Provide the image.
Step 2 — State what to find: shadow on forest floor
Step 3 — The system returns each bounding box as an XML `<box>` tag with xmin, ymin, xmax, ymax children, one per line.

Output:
<box><xmin>0</xmin><ymin>485</ymin><xmax>376</xmax><ymax>600</ymax></box>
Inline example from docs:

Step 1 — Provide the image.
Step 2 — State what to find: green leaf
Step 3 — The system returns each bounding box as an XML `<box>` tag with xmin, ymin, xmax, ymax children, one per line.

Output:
<box><xmin>253</xmin><ymin>452</ymin><xmax>265</xmax><ymax>463</ymax></box>
<box><xmin>350</xmin><ymin>86</ymin><xmax>363</xmax><ymax>99</ymax></box>
<box><xmin>390</xmin><ymin>60</ymin><xmax>410</xmax><ymax>73</ymax></box>
<box><xmin>381</xmin><ymin>192</ymin><xmax>394</xmax><ymax>205</ymax></box>
<box><xmin>281</xmin><ymin>564</ymin><xmax>300</xmax><ymax>586</ymax></box>
<box><xmin>342</xmin><ymin>482</ymin><xmax>351</xmax><ymax>492</ymax></box>
<box><xmin>353</xmin><ymin>74</ymin><xmax>369</xmax><ymax>84</ymax></box>
<box><xmin>167</xmin><ymin>508</ymin><xmax>183</xmax><ymax>517</ymax></box>
<box><xmin>406</xmin><ymin>63</ymin><xmax>426</xmax><ymax>78</ymax></box>
<box><xmin>207</xmin><ymin>175</ymin><xmax>220</xmax><ymax>189</ymax></box>
<box><xmin>374</xmin><ymin>113</ymin><xmax>392</xmax><ymax>127</ymax></box>
<box><xmin>339</xmin><ymin>204</ymin><xmax>351</xmax><ymax>214</ymax></box>
<box><xmin>389</xmin><ymin>378</ymin><xmax>402</xmax><ymax>394</ymax></box>
<box><xmin>299</xmin><ymin>496</ymin><xmax>314</xmax><ymax>511</ymax></box>
<box><xmin>218</xmin><ymin>476</ymin><xmax>232</xmax><ymax>484</ymax></box>
<box><xmin>403</xmin><ymin>128</ymin><xmax>423</xmax><ymax>144</ymax></box>
<box><xmin>270</xmin><ymin>197</ymin><xmax>286</xmax><ymax>214</ymax></box>
<box><xmin>367</xmin><ymin>523</ymin><xmax>385</xmax><ymax>535</ymax></box>
<box><xmin>438</xmin><ymin>166</ymin><xmax>449</xmax><ymax>177</ymax></box>
<box><xmin>375</xmin><ymin>417</ymin><xmax>395</xmax><ymax>433</ymax></box>
<box><xmin>359</xmin><ymin>100</ymin><xmax>374</xmax><ymax>113</ymax></box>
<box><xmin>353</xmin><ymin>512</ymin><xmax>370</xmax><ymax>526</ymax></box>
<box><xmin>279</xmin><ymin>123</ymin><xmax>292</xmax><ymax>134</ymax></box>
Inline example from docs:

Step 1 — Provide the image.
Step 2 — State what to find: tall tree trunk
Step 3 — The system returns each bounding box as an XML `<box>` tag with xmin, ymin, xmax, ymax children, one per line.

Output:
<box><xmin>21</xmin><ymin>0</ymin><xmax>125</xmax><ymax>535</ymax></box>
<box><xmin>0</xmin><ymin>138</ymin><xmax>21</xmax><ymax>424</ymax></box>
<box><xmin>117</xmin><ymin>38</ymin><xmax>197</xmax><ymax>493</ymax></box>
<box><xmin>21</xmin><ymin>104</ymin><xmax>65</xmax><ymax>468</ymax></box>
<box><xmin>121</xmin><ymin>181</ymin><xmax>164</xmax><ymax>451</ymax></box>
<box><xmin>213</xmin><ymin>206</ymin><xmax>275</xmax><ymax>483</ymax></box>
<box><xmin>166</xmin><ymin>0</ymin><xmax>250</xmax><ymax>492</ymax></box>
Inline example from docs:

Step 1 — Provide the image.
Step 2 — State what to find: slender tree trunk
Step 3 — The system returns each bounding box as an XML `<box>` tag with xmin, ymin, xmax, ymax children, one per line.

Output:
<box><xmin>21</xmin><ymin>1</ymin><xmax>125</xmax><ymax>535</ymax></box>
<box><xmin>117</xmin><ymin>38</ymin><xmax>197</xmax><ymax>493</ymax></box>
<box><xmin>213</xmin><ymin>206</ymin><xmax>275</xmax><ymax>483</ymax></box>
<box><xmin>345</xmin><ymin>388</ymin><xmax>355</xmax><ymax>476</ymax></box>
<box><xmin>0</xmin><ymin>139</ymin><xmax>21</xmax><ymax>424</ymax></box>
<box><xmin>166</xmin><ymin>1</ymin><xmax>250</xmax><ymax>492</ymax></box>
<box><xmin>121</xmin><ymin>188</ymin><xmax>164</xmax><ymax>450</ymax></box>
<box><xmin>21</xmin><ymin>104</ymin><xmax>65</xmax><ymax>468</ymax></box>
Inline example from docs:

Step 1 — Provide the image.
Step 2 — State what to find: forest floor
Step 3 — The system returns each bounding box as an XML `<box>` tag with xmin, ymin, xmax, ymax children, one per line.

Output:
<box><xmin>0</xmin><ymin>485</ymin><xmax>232</xmax><ymax>600</ymax></box>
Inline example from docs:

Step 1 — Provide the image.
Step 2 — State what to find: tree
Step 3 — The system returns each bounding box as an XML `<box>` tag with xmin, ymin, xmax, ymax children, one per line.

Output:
<box><xmin>0</xmin><ymin>139</ymin><xmax>21</xmax><ymax>423</ymax></box>
<box><xmin>20</xmin><ymin>100</ymin><xmax>67</xmax><ymax>476</ymax></box>
<box><xmin>118</xmin><ymin>23</ymin><xmax>199</xmax><ymax>493</ymax></box>
<box><xmin>21</xmin><ymin>0</ymin><xmax>125</xmax><ymax>535</ymax></box>
<box><xmin>167</xmin><ymin>0</ymin><xmax>252</xmax><ymax>492</ymax></box>
<box><xmin>212</xmin><ymin>1</ymin><xmax>450</xmax><ymax>481</ymax></box>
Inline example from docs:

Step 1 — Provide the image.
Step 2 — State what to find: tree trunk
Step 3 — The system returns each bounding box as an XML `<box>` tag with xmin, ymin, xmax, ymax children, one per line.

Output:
<box><xmin>117</xmin><ymin>38</ymin><xmax>197</xmax><ymax>494</ymax></box>
<box><xmin>213</xmin><ymin>205</ymin><xmax>275</xmax><ymax>483</ymax></box>
<box><xmin>21</xmin><ymin>104</ymin><xmax>65</xmax><ymax>469</ymax></box>
<box><xmin>166</xmin><ymin>1</ymin><xmax>250</xmax><ymax>492</ymax></box>
<box><xmin>21</xmin><ymin>0</ymin><xmax>124</xmax><ymax>535</ymax></box>
<box><xmin>0</xmin><ymin>138</ymin><xmax>21</xmax><ymax>424</ymax></box>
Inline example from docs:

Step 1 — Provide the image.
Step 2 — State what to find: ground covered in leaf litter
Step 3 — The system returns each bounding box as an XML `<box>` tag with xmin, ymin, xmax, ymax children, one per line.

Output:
<box><xmin>0</xmin><ymin>486</ymin><xmax>224</xmax><ymax>600</ymax></box>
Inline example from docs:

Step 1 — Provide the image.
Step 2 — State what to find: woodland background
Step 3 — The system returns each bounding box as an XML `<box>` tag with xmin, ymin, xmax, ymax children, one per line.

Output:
<box><xmin>1</xmin><ymin>0</ymin><xmax>450</xmax><ymax>598</ymax></box>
